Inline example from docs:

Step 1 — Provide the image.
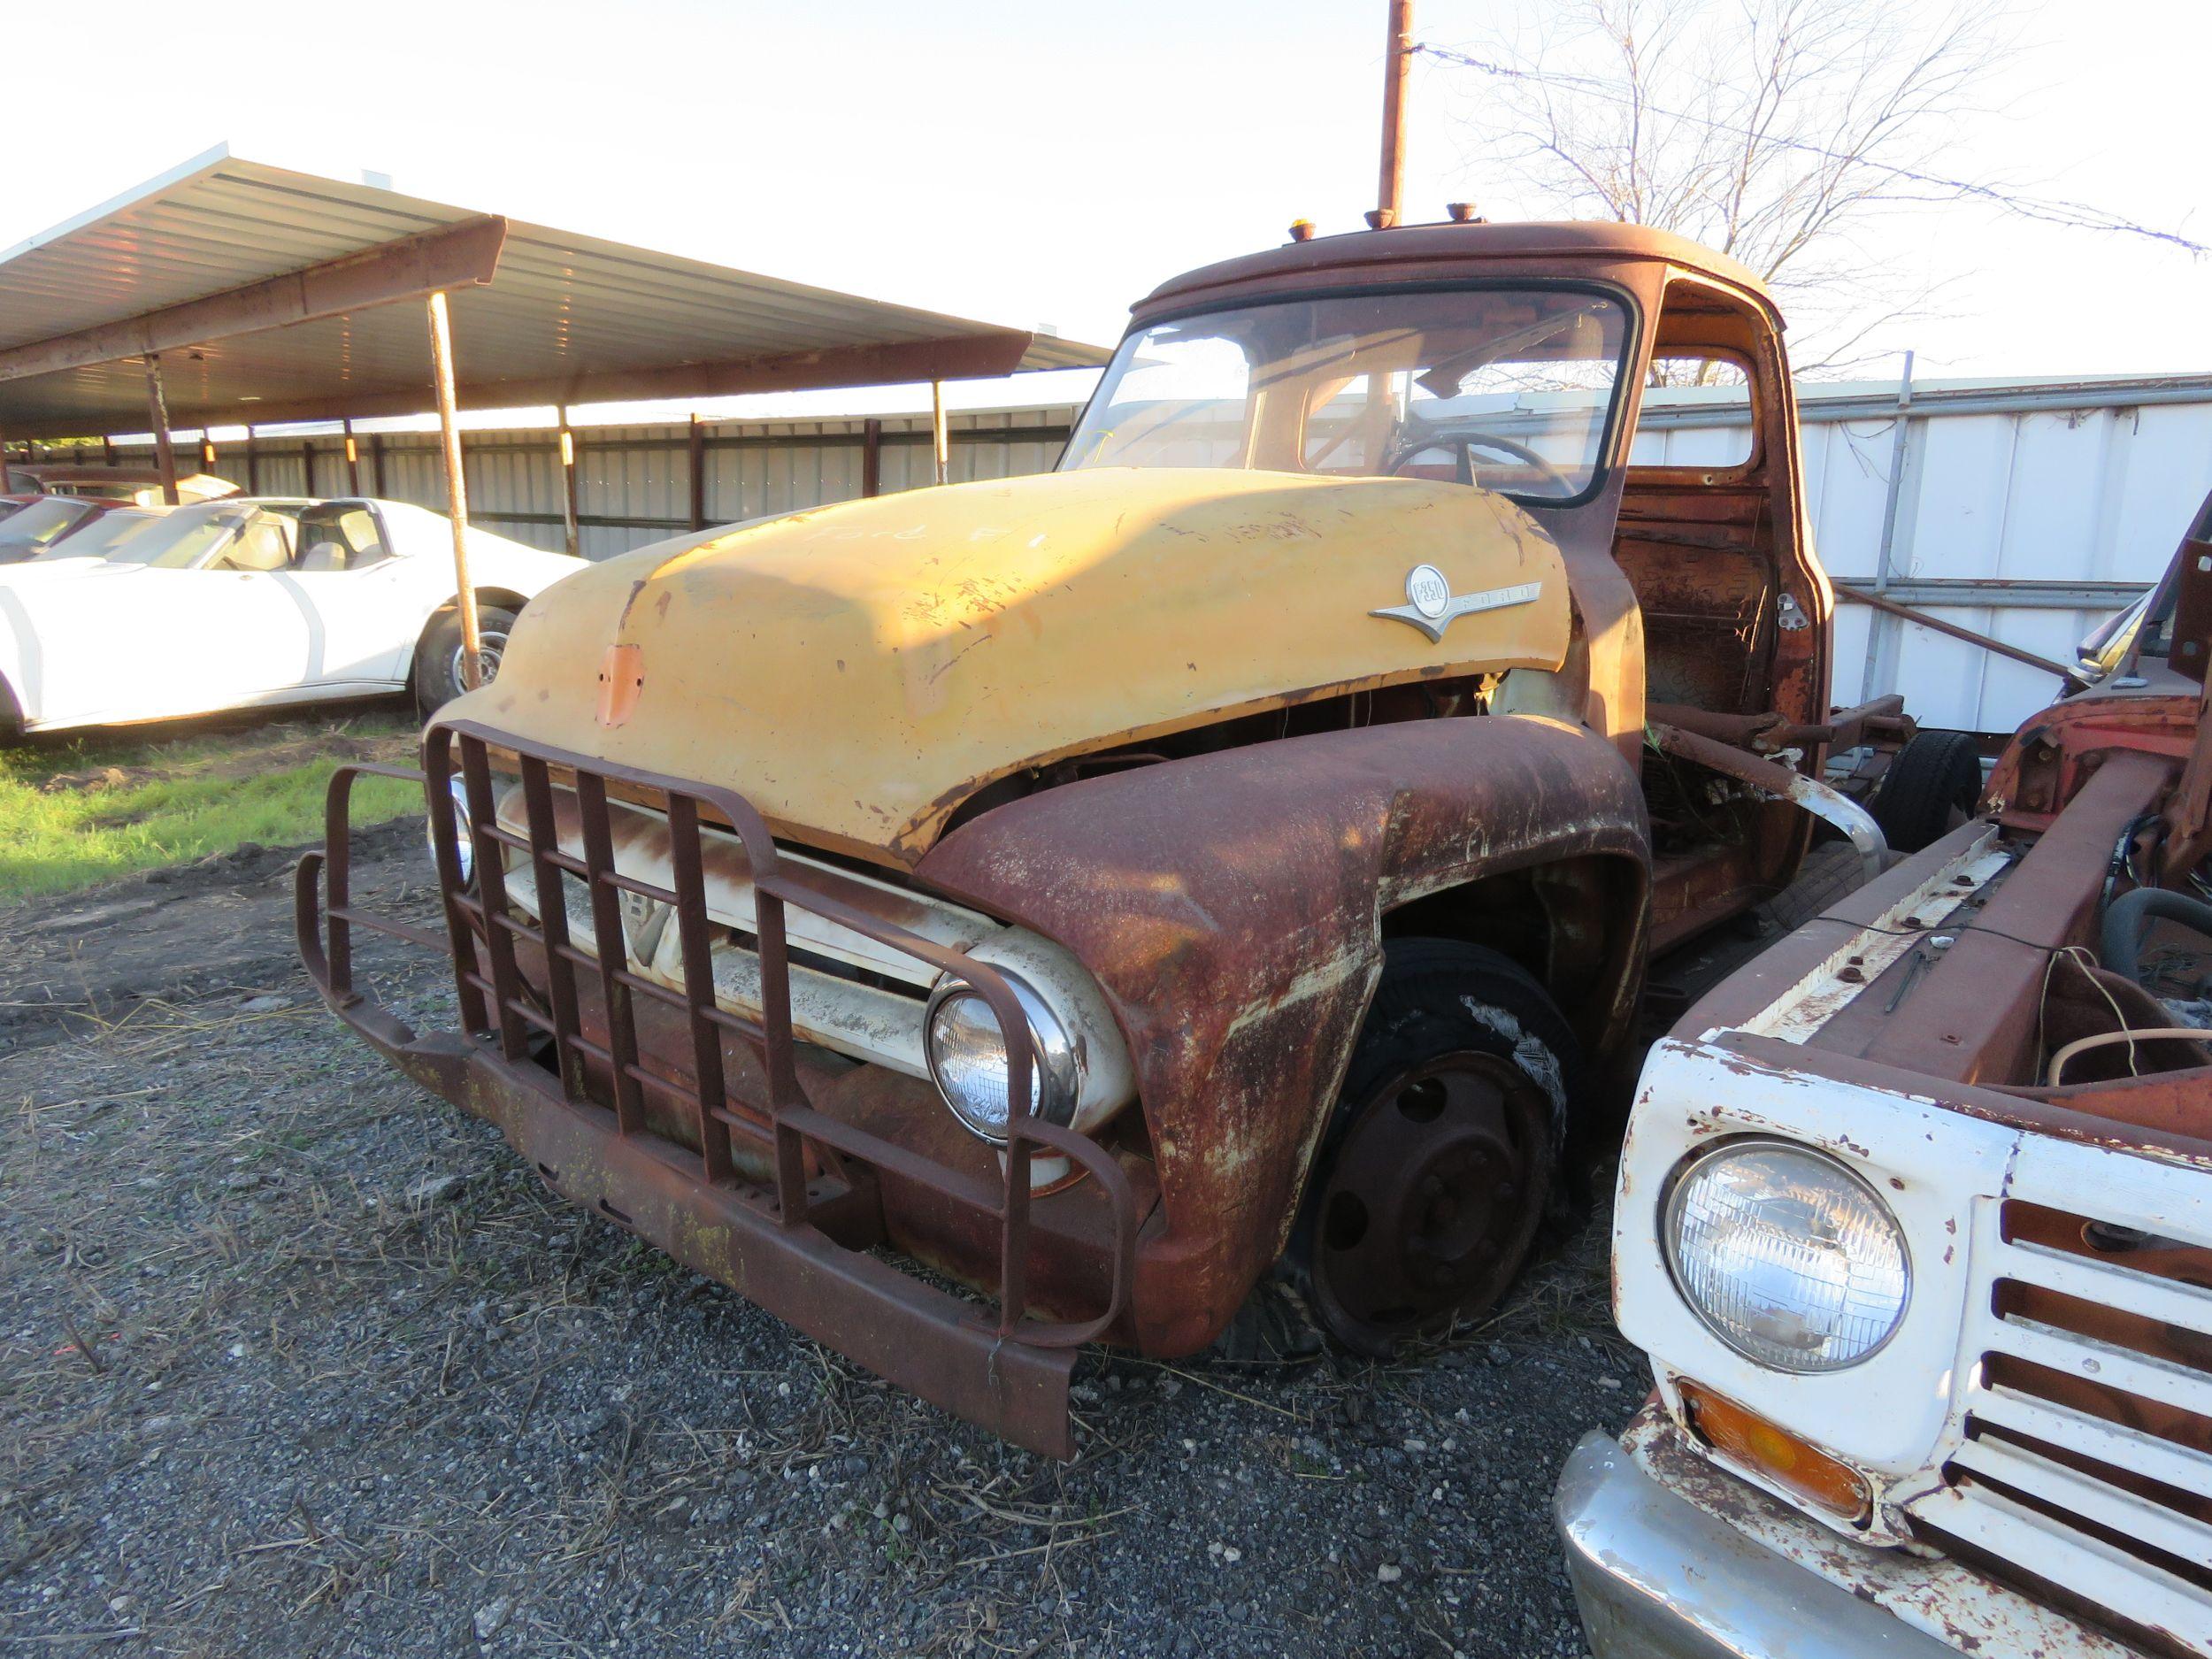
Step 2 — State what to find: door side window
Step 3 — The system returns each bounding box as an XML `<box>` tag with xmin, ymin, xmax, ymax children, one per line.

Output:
<box><xmin>213</xmin><ymin>516</ymin><xmax>296</xmax><ymax>572</ymax></box>
<box><xmin>296</xmin><ymin>505</ymin><xmax>393</xmax><ymax>572</ymax></box>
<box><xmin>1630</xmin><ymin>354</ymin><xmax>1756</xmax><ymax>470</ymax></box>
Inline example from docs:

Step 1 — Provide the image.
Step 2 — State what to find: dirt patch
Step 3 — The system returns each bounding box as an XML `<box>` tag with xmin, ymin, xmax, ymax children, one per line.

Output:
<box><xmin>0</xmin><ymin>833</ymin><xmax>1636</xmax><ymax>1657</ymax></box>
<box><xmin>38</xmin><ymin>732</ymin><xmax>415</xmax><ymax>799</ymax></box>
<box><xmin>0</xmin><ymin>819</ymin><xmax>423</xmax><ymax>1052</ymax></box>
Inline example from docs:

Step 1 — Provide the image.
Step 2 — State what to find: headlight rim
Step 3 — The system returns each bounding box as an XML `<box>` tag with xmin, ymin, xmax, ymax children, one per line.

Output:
<box><xmin>429</xmin><ymin>772</ymin><xmax>475</xmax><ymax>886</ymax></box>
<box><xmin>1659</xmin><ymin>1134</ymin><xmax>1914</xmax><ymax>1376</ymax></box>
<box><xmin>922</xmin><ymin>968</ymin><xmax>1084</xmax><ymax>1146</ymax></box>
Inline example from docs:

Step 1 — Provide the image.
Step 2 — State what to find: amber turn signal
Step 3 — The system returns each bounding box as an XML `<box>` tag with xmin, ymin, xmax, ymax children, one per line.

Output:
<box><xmin>1678</xmin><ymin>1380</ymin><xmax>1871</xmax><ymax>1522</ymax></box>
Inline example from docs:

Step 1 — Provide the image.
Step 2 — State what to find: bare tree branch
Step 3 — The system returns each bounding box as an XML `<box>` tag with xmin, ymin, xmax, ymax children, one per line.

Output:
<box><xmin>1417</xmin><ymin>0</ymin><xmax>2208</xmax><ymax>372</ymax></box>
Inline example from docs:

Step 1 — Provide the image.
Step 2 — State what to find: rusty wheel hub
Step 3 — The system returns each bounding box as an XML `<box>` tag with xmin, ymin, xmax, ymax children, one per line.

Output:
<box><xmin>1309</xmin><ymin>1051</ymin><xmax>1552</xmax><ymax>1355</ymax></box>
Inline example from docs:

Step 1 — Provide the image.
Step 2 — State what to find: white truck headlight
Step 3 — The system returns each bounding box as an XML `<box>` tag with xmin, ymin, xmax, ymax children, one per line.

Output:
<box><xmin>924</xmin><ymin>971</ymin><xmax>1081</xmax><ymax>1144</ymax></box>
<box><xmin>1663</xmin><ymin>1140</ymin><xmax>1909</xmax><ymax>1373</ymax></box>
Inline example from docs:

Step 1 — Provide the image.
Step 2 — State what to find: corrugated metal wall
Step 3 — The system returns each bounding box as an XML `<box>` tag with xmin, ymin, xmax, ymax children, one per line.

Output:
<box><xmin>166</xmin><ymin>406</ymin><xmax>1075</xmax><ymax>562</ymax></box>
<box><xmin>117</xmin><ymin>377</ymin><xmax>2212</xmax><ymax>737</ymax></box>
<box><xmin>1801</xmin><ymin>389</ymin><xmax>2212</xmax><ymax>733</ymax></box>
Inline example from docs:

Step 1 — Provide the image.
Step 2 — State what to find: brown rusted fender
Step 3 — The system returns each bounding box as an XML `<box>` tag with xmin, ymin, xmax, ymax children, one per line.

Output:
<box><xmin>916</xmin><ymin>713</ymin><xmax>1651</xmax><ymax>1353</ymax></box>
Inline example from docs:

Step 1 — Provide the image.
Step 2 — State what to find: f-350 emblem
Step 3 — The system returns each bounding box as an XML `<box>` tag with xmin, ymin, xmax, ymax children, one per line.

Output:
<box><xmin>1371</xmin><ymin>565</ymin><xmax>1542</xmax><ymax>643</ymax></box>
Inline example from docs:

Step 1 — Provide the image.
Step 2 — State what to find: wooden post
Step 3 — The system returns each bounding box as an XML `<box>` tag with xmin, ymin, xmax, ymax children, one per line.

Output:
<box><xmin>425</xmin><ymin>289</ymin><xmax>484</xmax><ymax>689</ymax></box>
<box><xmin>368</xmin><ymin>431</ymin><xmax>386</xmax><ymax>496</ymax></box>
<box><xmin>1375</xmin><ymin>0</ymin><xmax>1413</xmax><ymax>228</ymax></box>
<box><xmin>861</xmin><ymin>417</ymin><xmax>882</xmax><ymax>498</ymax></box>
<box><xmin>930</xmin><ymin>381</ymin><xmax>949</xmax><ymax>487</ymax></box>
<box><xmin>687</xmin><ymin>413</ymin><xmax>707</xmax><ymax>531</ymax></box>
<box><xmin>143</xmin><ymin>354</ymin><xmax>180</xmax><ymax>504</ymax></box>
<box><xmin>245</xmin><ymin>426</ymin><xmax>260</xmax><ymax>495</ymax></box>
<box><xmin>343</xmin><ymin>418</ymin><xmax>362</xmax><ymax>495</ymax></box>
<box><xmin>557</xmin><ymin>404</ymin><xmax>580</xmax><ymax>557</ymax></box>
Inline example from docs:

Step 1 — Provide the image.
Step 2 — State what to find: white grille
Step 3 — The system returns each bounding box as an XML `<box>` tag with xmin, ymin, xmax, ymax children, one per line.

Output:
<box><xmin>1906</xmin><ymin>1142</ymin><xmax>2212</xmax><ymax>1654</ymax></box>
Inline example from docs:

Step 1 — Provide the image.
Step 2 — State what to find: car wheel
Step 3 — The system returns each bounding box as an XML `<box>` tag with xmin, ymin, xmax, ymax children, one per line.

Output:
<box><xmin>1288</xmin><ymin>939</ymin><xmax>1577</xmax><ymax>1356</ymax></box>
<box><xmin>1871</xmin><ymin>729</ymin><xmax>1982</xmax><ymax>854</ymax></box>
<box><xmin>415</xmin><ymin>605</ymin><xmax>518</xmax><ymax>715</ymax></box>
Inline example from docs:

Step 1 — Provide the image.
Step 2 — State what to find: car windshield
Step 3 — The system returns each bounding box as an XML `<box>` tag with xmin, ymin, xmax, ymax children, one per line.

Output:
<box><xmin>103</xmin><ymin>503</ymin><xmax>264</xmax><ymax>569</ymax></box>
<box><xmin>0</xmin><ymin>497</ymin><xmax>91</xmax><ymax>553</ymax></box>
<box><xmin>1062</xmin><ymin>285</ymin><xmax>1632</xmax><ymax>503</ymax></box>
<box><xmin>26</xmin><ymin>507</ymin><xmax>163</xmax><ymax>561</ymax></box>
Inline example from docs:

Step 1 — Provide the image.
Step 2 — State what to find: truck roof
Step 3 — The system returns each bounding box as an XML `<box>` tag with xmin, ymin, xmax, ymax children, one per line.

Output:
<box><xmin>1132</xmin><ymin>219</ymin><xmax>1779</xmax><ymax>329</ymax></box>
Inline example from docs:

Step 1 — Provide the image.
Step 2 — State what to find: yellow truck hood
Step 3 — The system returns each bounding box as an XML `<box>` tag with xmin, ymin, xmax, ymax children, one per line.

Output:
<box><xmin>455</xmin><ymin>466</ymin><xmax>1571</xmax><ymax>864</ymax></box>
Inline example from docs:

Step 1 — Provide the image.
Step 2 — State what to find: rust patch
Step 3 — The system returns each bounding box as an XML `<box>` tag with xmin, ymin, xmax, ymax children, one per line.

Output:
<box><xmin>595</xmin><ymin>643</ymin><xmax>644</xmax><ymax>727</ymax></box>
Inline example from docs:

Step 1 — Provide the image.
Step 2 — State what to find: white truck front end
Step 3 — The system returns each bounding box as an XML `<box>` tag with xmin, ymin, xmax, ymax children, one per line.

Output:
<box><xmin>1557</xmin><ymin>822</ymin><xmax>2212</xmax><ymax>1658</ymax></box>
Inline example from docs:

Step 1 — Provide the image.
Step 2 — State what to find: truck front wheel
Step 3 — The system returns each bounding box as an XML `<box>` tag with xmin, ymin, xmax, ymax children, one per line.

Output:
<box><xmin>1290</xmin><ymin>940</ymin><xmax>1575</xmax><ymax>1357</ymax></box>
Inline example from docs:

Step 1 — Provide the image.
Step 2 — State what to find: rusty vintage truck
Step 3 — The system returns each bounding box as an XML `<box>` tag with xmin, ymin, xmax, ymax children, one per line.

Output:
<box><xmin>1555</xmin><ymin>497</ymin><xmax>2212</xmax><ymax>1656</ymax></box>
<box><xmin>299</xmin><ymin>219</ymin><xmax>1935</xmax><ymax>1457</ymax></box>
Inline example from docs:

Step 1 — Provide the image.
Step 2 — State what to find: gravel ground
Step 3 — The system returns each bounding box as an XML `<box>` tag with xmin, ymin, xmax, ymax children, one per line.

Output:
<box><xmin>0</xmin><ymin>826</ymin><xmax>1643</xmax><ymax>1658</ymax></box>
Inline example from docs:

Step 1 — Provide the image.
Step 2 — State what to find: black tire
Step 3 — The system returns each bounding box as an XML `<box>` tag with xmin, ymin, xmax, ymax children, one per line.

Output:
<box><xmin>414</xmin><ymin>604</ymin><xmax>519</xmax><ymax>716</ymax></box>
<box><xmin>1287</xmin><ymin>939</ymin><xmax>1579</xmax><ymax>1356</ymax></box>
<box><xmin>1871</xmin><ymin>730</ymin><xmax>1982</xmax><ymax>854</ymax></box>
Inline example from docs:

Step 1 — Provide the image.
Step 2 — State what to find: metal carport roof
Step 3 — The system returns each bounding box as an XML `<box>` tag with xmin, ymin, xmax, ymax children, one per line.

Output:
<box><xmin>0</xmin><ymin>146</ymin><xmax>1109</xmax><ymax>438</ymax></box>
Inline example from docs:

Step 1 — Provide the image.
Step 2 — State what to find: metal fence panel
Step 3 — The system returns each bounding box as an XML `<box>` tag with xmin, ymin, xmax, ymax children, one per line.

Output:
<box><xmin>94</xmin><ymin>378</ymin><xmax>2212</xmax><ymax>735</ymax></box>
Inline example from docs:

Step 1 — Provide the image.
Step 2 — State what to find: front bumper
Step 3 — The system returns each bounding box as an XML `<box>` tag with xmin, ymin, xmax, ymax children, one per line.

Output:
<box><xmin>1555</xmin><ymin>1414</ymin><xmax>2119</xmax><ymax>1659</ymax></box>
<box><xmin>1555</xmin><ymin>1431</ymin><xmax>1958</xmax><ymax>1659</ymax></box>
<box><xmin>1557</xmin><ymin>1416</ymin><xmax>2141</xmax><ymax>1659</ymax></box>
<box><xmin>294</xmin><ymin>725</ymin><xmax>1147</xmax><ymax>1461</ymax></box>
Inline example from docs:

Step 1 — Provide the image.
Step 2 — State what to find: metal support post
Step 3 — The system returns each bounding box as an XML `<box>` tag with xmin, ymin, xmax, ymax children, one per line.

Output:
<box><xmin>687</xmin><ymin>413</ymin><xmax>707</xmax><ymax>531</ymax></box>
<box><xmin>143</xmin><ymin>354</ymin><xmax>180</xmax><ymax>504</ymax></box>
<box><xmin>426</xmin><ymin>289</ymin><xmax>484</xmax><ymax>689</ymax></box>
<box><xmin>557</xmin><ymin>405</ymin><xmax>580</xmax><ymax>557</ymax></box>
<box><xmin>1375</xmin><ymin>0</ymin><xmax>1413</xmax><ymax>228</ymax></box>
<box><xmin>931</xmin><ymin>381</ymin><xmax>949</xmax><ymax>487</ymax></box>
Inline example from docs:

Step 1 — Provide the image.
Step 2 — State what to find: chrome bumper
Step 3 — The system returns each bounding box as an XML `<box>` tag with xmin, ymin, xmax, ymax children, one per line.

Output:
<box><xmin>1555</xmin><ymin>1431</ymin><xmax>1963</xmax><ymax>1659</ymax></box>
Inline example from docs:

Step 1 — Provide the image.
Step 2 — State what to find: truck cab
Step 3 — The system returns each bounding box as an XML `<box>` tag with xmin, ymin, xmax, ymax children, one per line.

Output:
<box><xmin>1556</xmin><ymin>498</ymin><xmax>2212</xmax><ymax>1656</ymax></box>
<box><xmin>302</xmin><ymin>217</ymin><xmax>1896</xmax><ymax>1457</ymax></box>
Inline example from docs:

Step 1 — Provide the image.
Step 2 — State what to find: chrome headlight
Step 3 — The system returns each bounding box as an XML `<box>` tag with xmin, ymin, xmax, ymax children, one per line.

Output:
<box><xmin>1663</xmin><ymin>1140</ymin><xmax>1909</xmax><ymax>1373</ymax></box>
<box><xmin>923</xmin><ymin>971</ymin><xmax>1081</xmax><ymax>1145</ymax></box>
<box><xmin>429</xmin><ymin>773</ymin><xmax>474</xmax><ymax>884</ymax></box>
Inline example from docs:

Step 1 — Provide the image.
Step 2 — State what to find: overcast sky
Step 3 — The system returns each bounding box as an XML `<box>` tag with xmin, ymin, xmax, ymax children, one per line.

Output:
<box><xmin>3</xmin><ymin>0</ymin><xmax>2205</xmax><ymax>423</ymax></box>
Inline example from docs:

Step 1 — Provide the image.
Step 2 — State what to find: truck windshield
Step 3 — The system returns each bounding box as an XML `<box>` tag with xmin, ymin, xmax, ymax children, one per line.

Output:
<box><xmin>1062</xmin><ymin>285</ymin><xmax>1631</xmax><ymax>503</ymax></box>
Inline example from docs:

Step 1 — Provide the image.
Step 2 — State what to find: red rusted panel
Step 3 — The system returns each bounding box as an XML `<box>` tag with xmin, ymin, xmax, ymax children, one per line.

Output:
<box><xmin>916</xmin><ymin>715</ymin><xmax>1650</xmax><ymax>1352</ymax></box>
<box><xmin>1855</xmin><ymin>753</ymin><xmax>2172</xmax><ymax>1084</ymax></box>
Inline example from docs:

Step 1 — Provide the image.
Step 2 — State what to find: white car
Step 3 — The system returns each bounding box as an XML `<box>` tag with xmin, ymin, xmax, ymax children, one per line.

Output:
<box><xmin>0</xmin><ymin>496</ymin><xmax>582</xmax><ymax>733</ymax></box>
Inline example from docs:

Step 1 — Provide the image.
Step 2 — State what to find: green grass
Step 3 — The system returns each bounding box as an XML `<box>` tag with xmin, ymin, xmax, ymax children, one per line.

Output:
<box><xmin>0</xmin><ymin>710</ymin><xmax>423</xmax><ymax>903</ymax></box>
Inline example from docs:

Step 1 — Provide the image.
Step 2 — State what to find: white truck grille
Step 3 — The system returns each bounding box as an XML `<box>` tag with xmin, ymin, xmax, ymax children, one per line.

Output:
<box><xmin>1907</xmin><ymin>1148</ymin><xmax>2212</xmax><ymax>1655</ymax></box>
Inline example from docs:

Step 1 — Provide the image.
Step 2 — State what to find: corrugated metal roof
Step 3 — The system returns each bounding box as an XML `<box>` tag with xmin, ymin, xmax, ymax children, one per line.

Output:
<box><xmin>0</xmin><ymin>146</ymin><xmax>1109</xmax><ymax>436</ymax></box>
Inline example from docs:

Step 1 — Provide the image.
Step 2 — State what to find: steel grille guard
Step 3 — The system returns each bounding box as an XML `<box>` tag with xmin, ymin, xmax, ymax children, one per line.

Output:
<box><xmin>295</xmin><ymin>718</ymin><xmax>1140</xmax><ymax>1459</ymax></box>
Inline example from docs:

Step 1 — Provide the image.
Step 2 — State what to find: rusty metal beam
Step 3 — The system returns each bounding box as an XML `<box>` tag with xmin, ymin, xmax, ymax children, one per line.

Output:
<box><xmin>1836</xmin><ymin>584</ymin><xmax>2070</xmax><ymax>679</ymax></box>
<box><xmin>861</xmin><ymin>417</ymin><xmax>882</xmax><ymax>498</ymax></box>
<box><xmin>0</xmin><ymin>217</ymin><xmax>506</xmax><ymax>388</ymax></box>
<box><xmin>98</xmin><ymin>330</ymin><xmax>1042</xmax><ymax>440</ymax></box>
